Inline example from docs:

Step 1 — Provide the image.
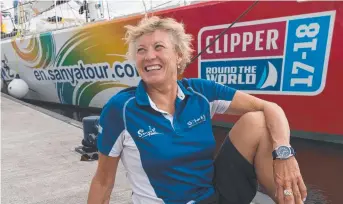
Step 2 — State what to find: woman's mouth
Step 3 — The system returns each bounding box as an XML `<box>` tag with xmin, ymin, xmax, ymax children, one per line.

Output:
<box><xmin>145</xmin><ymin>65</ymin><xmax>162</xmax><ymax>72</ymax></box>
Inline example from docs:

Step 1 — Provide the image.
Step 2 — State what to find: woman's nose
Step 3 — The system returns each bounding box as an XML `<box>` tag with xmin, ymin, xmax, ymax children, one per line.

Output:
<box><xmin>145</xmin><ymin>49</ymin><xmax>157</xmax><ymax>61</ymax></box>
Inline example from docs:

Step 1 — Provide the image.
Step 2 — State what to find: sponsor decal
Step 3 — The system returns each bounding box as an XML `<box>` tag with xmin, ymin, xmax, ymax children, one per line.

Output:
<box><xmin>198</xmin><ymin>11</ymin><xmax>335</xmax><ymax>95</ymax></box>
<box><xmin>32</xmin><ymin>60</ymin><xmax>140</xmax><ymax>85</ymax></box>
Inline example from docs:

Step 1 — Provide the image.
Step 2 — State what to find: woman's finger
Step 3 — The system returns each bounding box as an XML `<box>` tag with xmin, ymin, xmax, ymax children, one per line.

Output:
<box><xmin>284</xmin><ymin>181</ymin><xmax>295</xmax><ymax>204</ymax></box>
<box><xmin>292</xmin><ymin>181</ymin><xmax>303</xmax><ymax>204</ymax></box>
<box><xmin>297</xmin><ymin>175</ymin><xmax>307</xmax><ymax>202</ymax></box>
<box><xmin>277</xmin><ymin>186</ymin><xmax>285</xmax><ymax>204</ymax></box>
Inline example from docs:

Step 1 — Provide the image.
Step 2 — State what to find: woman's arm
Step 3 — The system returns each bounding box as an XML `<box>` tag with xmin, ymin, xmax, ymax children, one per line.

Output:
<box><xmin>225</xmin><ymin>90</ymin><xmax>290</xmax><ymax>148</ymax></box>
<box><xmin>87</xmin><ymin>153</ymin><xmax>120</xmax><ymax>204</ymax></box>
<box><xmin>225</xmin><ymin>90</ymin><xmax>307</xmax><ymax>203</ymax></box>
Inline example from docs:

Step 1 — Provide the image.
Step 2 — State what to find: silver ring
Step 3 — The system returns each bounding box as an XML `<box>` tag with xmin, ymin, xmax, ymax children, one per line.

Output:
<box><xmin>284</xmin><ymin>189</ymin><xmax>293</xmax><ymax>196</ymax></box>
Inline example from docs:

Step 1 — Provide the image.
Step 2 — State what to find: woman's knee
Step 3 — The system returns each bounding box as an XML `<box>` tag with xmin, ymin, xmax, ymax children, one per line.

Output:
<box><xmin>231</xmin><ymin>111</ymin><xmax>268</xmax><ymax>138</ymax></box>
<box><xmin>228</xmin><ymin>111</ymin><xmax>269</xmax><ymax>164</ymax></box>
<box><xmin>240</xmin><ymin>111</ymin><xmax>266</xmax><ymax>129</ymax></box>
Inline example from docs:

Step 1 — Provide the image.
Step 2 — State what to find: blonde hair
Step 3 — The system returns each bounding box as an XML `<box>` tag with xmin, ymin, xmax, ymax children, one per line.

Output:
<box><xmin>124</xmin><ymin>16</ymin><xmax>194</xmax><ymax>74</ymax></box>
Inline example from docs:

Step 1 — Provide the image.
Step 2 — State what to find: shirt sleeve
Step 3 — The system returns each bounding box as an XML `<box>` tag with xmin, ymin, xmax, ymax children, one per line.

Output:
<box><xmin>97</xmin><ymin>97</ymin><xmax>125</xmax><ymax>157</ymax></box>
<box><xmin>185</xmin><ymin>78</ymin><xmax>237</xmax><ymax>116</ymax></box>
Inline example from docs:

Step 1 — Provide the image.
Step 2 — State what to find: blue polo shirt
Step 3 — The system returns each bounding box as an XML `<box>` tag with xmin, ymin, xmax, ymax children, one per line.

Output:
<box><xmin>97</xmin><ymin>78</ymin><xmax>236</xmax><ymax>204</ymax></box>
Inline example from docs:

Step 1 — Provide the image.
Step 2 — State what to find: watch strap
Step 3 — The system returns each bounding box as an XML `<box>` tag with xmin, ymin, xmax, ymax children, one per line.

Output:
<box><xmin>272</xmin><ymin>150</ymin><xmax>278</xmax><ymax>160</ymax></box>
<box><xmin>291</xmin><ymin>146</ymin><xmax>296</xmax><ymax>156</ymax></box>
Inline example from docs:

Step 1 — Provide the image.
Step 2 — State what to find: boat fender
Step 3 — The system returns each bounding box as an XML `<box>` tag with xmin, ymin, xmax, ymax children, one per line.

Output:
<box><xmin>7</xmin><ymin>78</ymin><xmax>29</xmax><ymax>99</ymax></box>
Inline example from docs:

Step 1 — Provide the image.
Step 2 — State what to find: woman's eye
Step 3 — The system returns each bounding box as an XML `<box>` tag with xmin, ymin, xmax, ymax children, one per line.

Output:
<box><xmin>155</xmin><ymin>44</ymin><xmax>164</xmax><ymax>49</ymax></box>
<box><xmin>137</xmin><ymin>48</ymin><xmax>145</xmax><ymax>53</ymax></box>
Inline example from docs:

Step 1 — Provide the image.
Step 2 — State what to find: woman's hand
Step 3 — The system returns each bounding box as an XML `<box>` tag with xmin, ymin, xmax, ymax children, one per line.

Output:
<box><xmin>273</xmin><ymin>157</ymin><xmax>307</xmax><ymax>204</ymax></box>
<box><xmin>226</xmin><ymin>90</ymin><xmax>307</xmax><ymax>203</ymax></box>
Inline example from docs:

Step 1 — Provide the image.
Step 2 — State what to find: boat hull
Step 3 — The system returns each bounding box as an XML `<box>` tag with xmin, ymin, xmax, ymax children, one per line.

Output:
<box><xmin>1</xmin><ymin>1</ymin><xmax>343</xmax><ymax>137</ymax></box>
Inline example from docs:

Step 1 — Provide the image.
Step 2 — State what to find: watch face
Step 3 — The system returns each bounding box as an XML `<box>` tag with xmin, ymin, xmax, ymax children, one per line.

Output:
<box><xmin>276</xmin><ymin>146</ymin><xmax>291</xmax><ymax>158</ymax></box>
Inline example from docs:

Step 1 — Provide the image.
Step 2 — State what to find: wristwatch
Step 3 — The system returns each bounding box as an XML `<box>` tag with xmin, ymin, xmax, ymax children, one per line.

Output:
<box><xmin>272</xmin><ymin>145</ymin><xmax>296</xmax><ymax>160</ymax></box>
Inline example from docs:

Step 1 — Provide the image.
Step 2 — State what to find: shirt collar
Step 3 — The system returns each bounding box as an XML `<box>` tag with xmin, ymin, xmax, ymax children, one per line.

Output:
<box><xmin>135</xmin><ymin>80</ymin><xmax>192</xmax><ymax>106</ymax></box>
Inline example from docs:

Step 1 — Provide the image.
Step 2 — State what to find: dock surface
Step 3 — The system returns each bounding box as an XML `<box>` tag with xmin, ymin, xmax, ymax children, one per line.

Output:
<box><xmin>1</xmin><ymin>94</ymin><xmax>273</xmax><ymax>204</ymax></box>
<box><xmin>1</xmin><ymin>94</ymin><xmax>132</xmax><ymax>204</ymax></box>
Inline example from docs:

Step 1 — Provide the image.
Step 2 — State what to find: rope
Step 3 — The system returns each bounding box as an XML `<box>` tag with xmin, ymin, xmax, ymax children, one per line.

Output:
<box><xmin>187</xmin><ymin>1</ymin><xmax>259</xmax><ymax>67</ymax></box>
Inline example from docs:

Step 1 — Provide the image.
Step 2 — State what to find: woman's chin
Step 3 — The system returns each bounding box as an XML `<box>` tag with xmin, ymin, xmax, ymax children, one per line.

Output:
<box><xmin>142</xmin><ymin>75</ymin><xmax>167</xmax><ymax>86</ymax></box>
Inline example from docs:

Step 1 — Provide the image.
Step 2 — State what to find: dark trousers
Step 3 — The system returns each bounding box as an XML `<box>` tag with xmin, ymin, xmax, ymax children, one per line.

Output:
<box><xmin>198</xmin><ymin>137</ymin><xmax>258</xmax><ymax>204</ymax></box>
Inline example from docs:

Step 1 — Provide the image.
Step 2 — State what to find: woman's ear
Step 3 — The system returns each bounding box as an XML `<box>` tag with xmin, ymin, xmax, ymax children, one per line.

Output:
<box><xmin>177</xmin><ymin>54</ymin><xmax>182</xmax><ymax>64</ymax></box>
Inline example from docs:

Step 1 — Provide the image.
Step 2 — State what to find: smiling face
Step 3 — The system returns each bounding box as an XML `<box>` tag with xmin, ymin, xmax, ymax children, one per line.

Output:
<box><xmin>135</xmin><ymin>29</ymin><xmax>181</xmax><ymax>87</ymax></box>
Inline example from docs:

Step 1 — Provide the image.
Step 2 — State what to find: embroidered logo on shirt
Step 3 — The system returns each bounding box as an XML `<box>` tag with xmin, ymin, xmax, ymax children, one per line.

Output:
<box><xmin>187</xmin><ymin>114</ymin><xmax>206</xmax><ymax>128</ymax></box>
<box><xmin>137</xmin><ymin>126</ymin><xmax>162</xmax><ymax>138</ymax></box>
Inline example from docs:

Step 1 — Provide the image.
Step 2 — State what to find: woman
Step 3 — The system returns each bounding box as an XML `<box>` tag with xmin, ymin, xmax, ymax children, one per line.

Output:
<box><xmin>87</xmin><ymin>16</ymin><xmax>307</xmax><ymax>204</ymax></box>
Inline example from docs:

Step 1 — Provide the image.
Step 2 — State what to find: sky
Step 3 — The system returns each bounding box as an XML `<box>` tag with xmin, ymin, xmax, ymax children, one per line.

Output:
<box><xmin>0</xmin><ymin>0</ymin><xmax>201</xmax><ymax>33</ymax></box>
<box><xmin>1</xmin><ymin>0</ymin><xmax>200</xmax><ymax>18</ymax></box>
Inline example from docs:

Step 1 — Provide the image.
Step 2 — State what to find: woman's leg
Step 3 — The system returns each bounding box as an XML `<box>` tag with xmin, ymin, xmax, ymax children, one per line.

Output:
<box><xmin>213</xmin><ymin>111</ymin><xmax>277</xmax><ymax>203</ymax></box>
